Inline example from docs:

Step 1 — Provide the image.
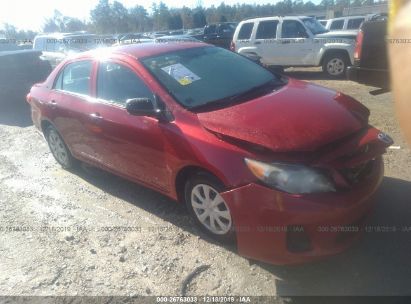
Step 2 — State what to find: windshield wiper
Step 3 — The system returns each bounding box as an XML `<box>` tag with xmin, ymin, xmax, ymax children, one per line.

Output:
<box><xmin>192</xmin><ymin>78</ymin><xmax>286</xmax><ymax>112</ymax></box>
<box><xmin>227</xmin><ymin>79</ymin><xmax>280</xmax><ymax>102</ymax></box>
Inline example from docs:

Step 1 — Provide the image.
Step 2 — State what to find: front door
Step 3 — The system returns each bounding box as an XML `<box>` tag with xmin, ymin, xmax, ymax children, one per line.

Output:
<box><xmin>277</xmin><ymin>20</ymin><xmax>315</xmax><ymax>65</ymax></box>
<box><xmin>87</xmin><ymin>60</ymin><xmax>170</xmax><ymax>191</ymax></box>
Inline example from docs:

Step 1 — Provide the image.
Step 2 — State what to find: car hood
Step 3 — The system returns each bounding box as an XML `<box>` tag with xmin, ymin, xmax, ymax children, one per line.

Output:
<box><xmin>197</xmin><ymin>78</ymin><xmax>365</xmax><ymax>152</ymax></box>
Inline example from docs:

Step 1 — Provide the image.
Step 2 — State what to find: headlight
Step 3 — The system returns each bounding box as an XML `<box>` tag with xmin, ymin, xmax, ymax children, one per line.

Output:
<box><xmin>244</xmin><ymin>158</ymin><xmax>336</xmax><ymax>194</ymax></box>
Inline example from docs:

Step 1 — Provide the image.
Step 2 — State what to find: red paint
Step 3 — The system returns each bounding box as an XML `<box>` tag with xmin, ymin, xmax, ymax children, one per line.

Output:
<box><xmin>28</xmin><ymin>43</ymin><xmax>391</xmax><ymax>264</ymax></box>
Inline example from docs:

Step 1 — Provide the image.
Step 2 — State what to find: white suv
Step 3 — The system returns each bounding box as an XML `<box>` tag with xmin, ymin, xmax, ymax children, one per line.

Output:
<box><xmin>231</xmin><ymin>16</ymin><xmax>357</xmax><ymax>77</ymax></box>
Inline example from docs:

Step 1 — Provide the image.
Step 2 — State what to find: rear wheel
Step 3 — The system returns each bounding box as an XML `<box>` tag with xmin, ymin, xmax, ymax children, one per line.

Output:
<box><xmin>322</xmin><ymin>53</ymin><xmax>349</xmax><ymax>78</ymax></box>
<box><xmin>45</xmin><ymin>125</ymin><xmax>76</xmax><ymax>169</ymax></box>
<box><xmin>184</xmin><ymin>173</ymin><xmax>235</xmax><ymax>243</ymax></box>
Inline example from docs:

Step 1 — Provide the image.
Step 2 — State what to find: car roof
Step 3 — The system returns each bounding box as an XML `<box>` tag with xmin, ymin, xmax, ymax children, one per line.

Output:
<box><xmin>75</xmin><ymin>42</ymin><xmax>208</xmax><ymax>61</ymax></box>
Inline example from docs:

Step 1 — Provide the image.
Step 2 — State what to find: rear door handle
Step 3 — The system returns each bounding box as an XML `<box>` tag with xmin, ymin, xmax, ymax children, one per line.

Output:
<box><xmin>89</xmin><ymin>112</ymin><xmax>103</xmax><ymax>121</ymax></box>
<box><xmin>50</xmin><ymin>100</ymin><xmax>57</xmax><ymax>108</ymax></box>
<box><xmin>254</xmin><ymin>41</ymin><xmax>261</xmax><ymax>45</ymax></box>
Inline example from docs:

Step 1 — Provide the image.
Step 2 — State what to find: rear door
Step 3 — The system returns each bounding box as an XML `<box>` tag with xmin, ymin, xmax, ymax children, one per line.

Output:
<box><xmin>235</xmin><ymin>22</ymin><xmax>254</xmax><ymax>52</ymax></box>
<box><xmin>253</xmin><ymin>20</ymin><xmax>280</xmax><ymax>65</ymax></box>
<box><xmin>49</xmin><ymin>60</ymin><xmax>100</xmax><ymax>161</ymax></box>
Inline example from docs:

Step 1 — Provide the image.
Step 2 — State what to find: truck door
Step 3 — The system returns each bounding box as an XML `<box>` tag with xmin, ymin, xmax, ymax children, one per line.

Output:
<box><xmin>253</xmin><ymin>20</ymin><xmax>281</xmax><ymax>66</ymax></box>
<box><xmin>277</xmin><ymin>20</ymin><xmax>315</xmax><ymax>65</ymax></box>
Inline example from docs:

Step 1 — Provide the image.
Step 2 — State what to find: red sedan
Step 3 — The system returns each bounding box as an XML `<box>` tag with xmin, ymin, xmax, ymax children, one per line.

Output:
<box><xmin>27</xmin><ymin>42</ymin><xmax>392</xmax><ymax>264</ymax></box>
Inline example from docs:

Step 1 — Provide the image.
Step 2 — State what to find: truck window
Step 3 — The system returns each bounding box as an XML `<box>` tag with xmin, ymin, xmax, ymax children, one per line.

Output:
<box><xmin>330</xmin><ymin>20</ymin><xmax>344</xmax><ymax>30</ymax></box>
<box><xmin>256</xmin><ymin>20</ymin><xmax>278</xmax><ymax>39</ymax></box>
<box><xmin>281</xmin><ymin>20</ymin><xmax>308</xmax><ymax>38</ymax></box>
<box><xmin>347</xmin><ymin>18</ymin><xmax>365</xmax><ymax>30</ymax></box>
<box><xmin>238</xmin><ymin>23</ymin><xmax>253</xmax><ymax>39</ymax></box>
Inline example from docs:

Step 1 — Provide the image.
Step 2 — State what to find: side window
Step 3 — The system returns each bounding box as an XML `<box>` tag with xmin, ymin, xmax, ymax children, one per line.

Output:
<box><xmin>237</xmin><ymin>23</ymin><xmax>253</xmax><ymax>40</ymax></box>
<box><xmin>45</xmin><ymin>41</ymin><xmax>55</xmax><ymax>52</ymax></box>
<box><xmin>347</xmin><ymin>18</ymin><xmax>364</xmax><ymax>30</ymax></box>
<box><xmin>281</xmin><ymin>20</ymin><xmax>308</xmax><ymax>38</ymax></box>
<box><xmin>256</xmin><ymin>20</ymin><xmax>278</xmax><ymax>39</ymax></box>
<box><xmin>330</xmin><ymin>20</ymin><xmax>344</xmax><ymax>30</ymax></box>
<box><xmin>56</xmin><ymin>60</ymin><xmax>92</xmax><ymax>95</ymax></box>
<box><xmin>97</xmin><ymin>62</ymin><xmax>153</xmax><ymax>106</ymax></box>
<box><xmin>54</xmin><ymin>70</ymin><xmax>64</xmax><ymax>90</ymax></box>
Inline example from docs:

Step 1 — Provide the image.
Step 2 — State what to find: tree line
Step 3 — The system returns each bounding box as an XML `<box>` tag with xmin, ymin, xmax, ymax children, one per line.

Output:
<box><xmin>1</xmin><ymin>0</ymin><xmax>386</xmax><ymax>39</ymax></box>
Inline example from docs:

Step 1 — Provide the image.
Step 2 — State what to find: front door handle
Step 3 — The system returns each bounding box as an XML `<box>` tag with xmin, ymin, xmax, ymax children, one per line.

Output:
<box><xmin>50</xmin><ymin>100</ymin><xmax>57</xmax><ymax>109</ymax></box>
<box><xmin>254</xmin><ymin>41</ymin><xmax>261</xmax><ymax>45</ymax></box>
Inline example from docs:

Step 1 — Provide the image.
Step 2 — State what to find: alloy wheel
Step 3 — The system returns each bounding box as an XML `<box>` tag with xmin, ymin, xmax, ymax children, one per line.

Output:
<box><xmin>326</xmin><ymin>58</ymin><xmax>345</xmax><ymax>76</ymax></box>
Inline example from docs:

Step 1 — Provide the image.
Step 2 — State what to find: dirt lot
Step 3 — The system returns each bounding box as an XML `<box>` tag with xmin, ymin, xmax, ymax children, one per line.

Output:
<box><xmin>0</xmin><ymin>68</ymin><xmax>410</xmax><ymax>297</ymax></box>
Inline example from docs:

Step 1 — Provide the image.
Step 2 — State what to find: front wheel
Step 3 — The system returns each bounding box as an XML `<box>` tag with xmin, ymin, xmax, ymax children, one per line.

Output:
<box><xmin>322</xmin><ymin>53</ymin><xmax>349</xmax><ymax>78</ymax></box>
<box><xmin>184</xmin><ymin>173</ymin><xmax>235</xmax><ymax>243</ymax></box>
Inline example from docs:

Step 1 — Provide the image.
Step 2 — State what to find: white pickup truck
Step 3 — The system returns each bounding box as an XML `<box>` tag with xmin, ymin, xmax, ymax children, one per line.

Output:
<box><xmin>231</xmin><ymin>16</ymin><xmax>357</xmax><ymax>77</ymax></box>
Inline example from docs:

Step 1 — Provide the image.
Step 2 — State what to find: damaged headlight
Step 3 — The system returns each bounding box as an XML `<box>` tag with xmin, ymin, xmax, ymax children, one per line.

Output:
<box><xmin>244</xmin><ymin>158</ymin><xmax>336</xmax><ymax>194</ymax></box>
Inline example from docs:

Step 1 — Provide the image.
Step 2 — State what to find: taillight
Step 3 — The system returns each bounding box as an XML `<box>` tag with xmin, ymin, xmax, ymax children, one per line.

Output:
<box><xmin>354</xmin><ymin>30</ymin><xmax>363</xmax><ymax>61</ymax></box>
<box><xmin>230</xmin><ymin>41</ymin><xmax>235</xmax><ymax>51</ymax></box>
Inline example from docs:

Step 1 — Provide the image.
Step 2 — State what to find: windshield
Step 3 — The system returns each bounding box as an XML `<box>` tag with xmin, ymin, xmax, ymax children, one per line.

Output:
<box><xmin>141</xmin><ymin>46</ymin><xmax>283</xmax><ymax>110</ymax></box>
<box><xmin>302</xmin><ymin>18</ymin><xmax>328</xmax><ymax>34</ymax></box>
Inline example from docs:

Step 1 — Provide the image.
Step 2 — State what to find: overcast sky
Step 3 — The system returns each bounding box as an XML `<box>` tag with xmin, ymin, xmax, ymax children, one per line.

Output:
<box><xmin>1</xmin><ymin>0</ymin><xmax>309</xmax><ymax>31</ymax></box>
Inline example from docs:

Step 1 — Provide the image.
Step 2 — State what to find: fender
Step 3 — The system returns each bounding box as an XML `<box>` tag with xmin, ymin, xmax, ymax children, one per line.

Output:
<box><xmin>316</xmin><ymin>43</ymin><xmax>355</xmax><ymax>66</ymax></box>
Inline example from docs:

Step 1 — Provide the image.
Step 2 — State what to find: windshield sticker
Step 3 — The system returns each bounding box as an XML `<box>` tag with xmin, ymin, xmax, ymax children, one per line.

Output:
<box><xmin>161</xmin><ymin>63</ymin><xmax>200</xmax><ymax>86</ymax></box>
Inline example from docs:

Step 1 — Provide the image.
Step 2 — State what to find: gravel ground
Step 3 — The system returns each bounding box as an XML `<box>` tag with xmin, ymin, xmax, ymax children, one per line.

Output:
<box><xmin>0</xmin><ymin>68</ymin><xmax>410</xmax><ymax>297</ymax></box>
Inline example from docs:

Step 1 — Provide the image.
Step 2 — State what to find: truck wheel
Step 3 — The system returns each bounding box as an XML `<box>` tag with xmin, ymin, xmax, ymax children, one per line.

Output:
<box><xmin>322</xmin><ymin>53</ymin><xmax>349</xmax><ymax>78</ymax></box>
<box><xmin>184</xmin><ymin>172</ymin><xmax>235</xmax><ymax>243</ymax></box>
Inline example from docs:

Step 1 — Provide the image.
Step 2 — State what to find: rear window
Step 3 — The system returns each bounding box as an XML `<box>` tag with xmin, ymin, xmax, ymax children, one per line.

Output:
<box><xmin>347</xmin><ymin>18</ymin><xmax>364</xmax><ymax>29</ymax></box>
<box><xmin>330</xmin><ymin>20</ymin><xmax>344</xmax><ymax>30</ymax></box>
<box><xmin>256</xmin><ymin>21</ymin><xmax>278</xmax><ymax>39</ymax></box>
<box><xmin>54</xmin><ymin>60</ymin><xmax>92</xmax><ymax>95</ymax></box>
<box><xmin>237</xmin><ymin>23</ymin><xmax>253</xmax><ymax>40</ymax></box>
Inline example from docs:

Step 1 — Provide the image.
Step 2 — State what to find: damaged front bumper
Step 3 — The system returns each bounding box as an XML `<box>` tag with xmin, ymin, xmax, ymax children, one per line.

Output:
<box><xmin>221</xmin><ymin>152</ymin><xmax>385</xmax><ymax>265</ymax></box>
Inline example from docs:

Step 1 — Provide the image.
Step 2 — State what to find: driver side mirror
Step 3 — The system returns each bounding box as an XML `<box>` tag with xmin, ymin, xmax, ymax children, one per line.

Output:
<box><xmin>126</xmin><ymin>98</ymin><xmax>159</xmax><ymax>117</ymax></box>
<box><xmin>126</xmin><ymin>97</ymin><xmax>174</xmax><ymax>122</ymax></box>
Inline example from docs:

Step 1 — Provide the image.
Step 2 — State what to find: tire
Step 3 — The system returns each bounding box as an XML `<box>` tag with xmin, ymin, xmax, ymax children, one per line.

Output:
<box><xmin>322</xmin><ymin>52</ymin><xmax>349</xmax><ymax>78</ymax></box>
<box><xmin>184</xmin><ymin>172</ymin><xmax>235</xmax><ymax>243</ymax></box>
<box><xmin>45</xmin><ymin>125</ymin><xmax>77</xmax><ymax>169</ymax></box>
